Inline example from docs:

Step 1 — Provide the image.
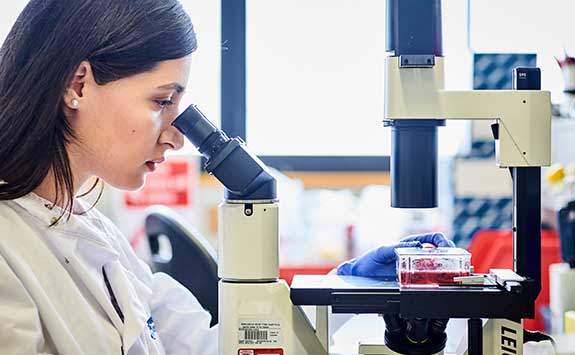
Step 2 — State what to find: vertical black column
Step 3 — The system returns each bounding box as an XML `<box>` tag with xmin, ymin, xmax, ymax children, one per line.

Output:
<box><xmin>468</xmin><ymin>319</ymin><xmax>483</xmax><ymax>355</ymax></box>
<box><xmin>512</xmin><ymin>167</ymin><xmax>542</xmax><ymax>298</ymax></box>
<box><xmin>221</xmin><ymin>0</ymin><xmax>247</xmax><ymax>140</ymax></box>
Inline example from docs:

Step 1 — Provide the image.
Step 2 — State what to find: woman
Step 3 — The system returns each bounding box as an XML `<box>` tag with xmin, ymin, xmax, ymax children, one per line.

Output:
<box><xmin>0</xmin><ymin>0</ymin><xmax>218</xmax><ymax>354</ymax></box>
<box><xmin>0</xmin><ymin>0</ymin><xmax>453</xmax><ymax>354</ymax></box>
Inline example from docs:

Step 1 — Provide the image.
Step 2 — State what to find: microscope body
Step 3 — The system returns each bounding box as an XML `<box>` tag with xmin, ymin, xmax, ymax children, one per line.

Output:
<box><xmin>217</xmin><ymin>201</ymin><xmax>327</xmax><ymax>355</ymax></box>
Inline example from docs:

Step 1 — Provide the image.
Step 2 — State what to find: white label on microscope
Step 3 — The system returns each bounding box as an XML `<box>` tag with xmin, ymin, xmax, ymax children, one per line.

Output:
<box><xmin>238</xmin><ymin>319</ymin><xmax>282</xmax><ymax>346</ymax></box>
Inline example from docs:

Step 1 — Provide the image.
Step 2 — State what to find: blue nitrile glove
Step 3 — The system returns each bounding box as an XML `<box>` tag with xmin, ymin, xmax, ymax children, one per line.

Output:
<box><xmin>337</xmin><ymin>232</ymin><xmax>455</xmax><ymax>278</ymax></box>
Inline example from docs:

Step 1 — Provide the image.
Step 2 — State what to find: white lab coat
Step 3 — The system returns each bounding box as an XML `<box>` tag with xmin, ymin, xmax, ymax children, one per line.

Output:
<box><xmin>0</xmin><ymin>192</ymin><xmax>218</xmax><ymax>355</ymax></box>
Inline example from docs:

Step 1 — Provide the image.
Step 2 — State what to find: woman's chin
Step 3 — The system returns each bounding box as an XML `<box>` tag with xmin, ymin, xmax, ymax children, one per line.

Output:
<box><xmin>107</xmin><ymin>174</ymin><xmax>146</xmax><ymax>192</ymax></box>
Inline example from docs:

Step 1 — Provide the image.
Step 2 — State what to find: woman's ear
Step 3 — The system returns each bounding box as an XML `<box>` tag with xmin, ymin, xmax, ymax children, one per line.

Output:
<box><xmin>63</xmin><ymin>61</ymin><xmax>94</xmax><ymax>110</ymax></box>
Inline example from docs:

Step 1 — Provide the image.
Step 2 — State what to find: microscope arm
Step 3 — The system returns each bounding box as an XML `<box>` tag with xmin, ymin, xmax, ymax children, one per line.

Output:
<box><xmin>439</xmin><ymin>89</ymin><xmax>550</xmax><ymax>167</ymax></box>
<box><xmin>385</xmin><ymin>57</ymin><xmax>551</xmax><ymax>168</ymax></box>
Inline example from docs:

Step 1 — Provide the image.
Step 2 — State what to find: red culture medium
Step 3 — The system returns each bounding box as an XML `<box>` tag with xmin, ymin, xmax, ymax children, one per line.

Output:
<box><xmin>399</xmin><ymin>270</ymin><xmax>471</xmax><ymax>285</ymax></box>
<box><xmin>399</xmin><ymin>257</ymin><xmax>470</xmax><ymax>285</ymax></box>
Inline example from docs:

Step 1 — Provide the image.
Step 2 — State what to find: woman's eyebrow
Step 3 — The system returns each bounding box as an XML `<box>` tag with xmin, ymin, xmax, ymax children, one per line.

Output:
<box><xmin>157</xmin><ymin>82</ymin><xmax>186</xmax><ymax>93</ymax></box>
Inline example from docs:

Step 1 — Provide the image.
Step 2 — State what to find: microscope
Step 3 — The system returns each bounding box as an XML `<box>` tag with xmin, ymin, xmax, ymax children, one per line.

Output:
<box><xmin>172</xmin><ymin>0</ymin><xmax>551</xmax><ymax>354</ymax></box>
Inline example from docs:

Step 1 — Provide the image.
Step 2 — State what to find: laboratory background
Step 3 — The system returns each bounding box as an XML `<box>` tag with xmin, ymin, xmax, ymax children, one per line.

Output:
<box><xmin>2</xmin><ymin>0</ymin><xmax>575</xmax><ymax>354</ymax></box>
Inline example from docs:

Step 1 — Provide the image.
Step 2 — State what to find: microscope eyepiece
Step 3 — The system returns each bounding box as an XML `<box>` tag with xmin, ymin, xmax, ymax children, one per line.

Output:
<box><xmin>172</xmin><ymin>104</ymin><xmax>276</xmax><ymax>201</ymax></box>
<box><xmin>172</xmin><ymin>104</ymin><xmax>230</xmax><ymax>160</ymax></box>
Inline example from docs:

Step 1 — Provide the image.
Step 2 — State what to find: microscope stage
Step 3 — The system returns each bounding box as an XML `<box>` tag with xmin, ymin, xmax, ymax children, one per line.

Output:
<box><xmin>290</xmin><ymin>275</ymin><xmax>534</xmax><ymax>319</ymax></box>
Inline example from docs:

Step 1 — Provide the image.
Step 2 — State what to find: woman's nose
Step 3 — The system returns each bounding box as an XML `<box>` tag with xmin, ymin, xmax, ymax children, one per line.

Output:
<box><xmin>159</xmin><ymin>125</ymin><xmax>185</xmax><ymax>151</ymax></box>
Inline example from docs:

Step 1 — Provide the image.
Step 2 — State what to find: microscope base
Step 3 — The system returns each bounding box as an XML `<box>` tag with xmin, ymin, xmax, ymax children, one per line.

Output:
<box><xmin>218</xmin><ymin>280</ymin><xmax>328</xmax><ymax>355</ymax></box>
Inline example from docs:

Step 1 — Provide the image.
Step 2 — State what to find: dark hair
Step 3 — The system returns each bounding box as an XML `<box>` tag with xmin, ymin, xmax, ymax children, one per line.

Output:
<box><xmin>0</xmin><ymin>0</ymin><xmax>197</xmax><ymax>223</ymax></box>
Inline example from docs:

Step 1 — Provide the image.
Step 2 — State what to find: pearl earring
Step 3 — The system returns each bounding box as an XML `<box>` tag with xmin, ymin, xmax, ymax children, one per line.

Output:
<box><xmin>71</xmin><ymin>99</ymin><xmax>79</xmax><ymax>108</ymax></box>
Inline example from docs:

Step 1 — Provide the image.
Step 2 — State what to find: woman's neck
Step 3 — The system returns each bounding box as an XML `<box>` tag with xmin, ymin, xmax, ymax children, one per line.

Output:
<box><xmin>33</xmin><ymin>168</ymin><xmax>90</xmax><ymax>211</ymax></box>
<box><xmin>34</xmin><ymin>144</ymin><xmax>92</xmax><ymax>209</ymax></box>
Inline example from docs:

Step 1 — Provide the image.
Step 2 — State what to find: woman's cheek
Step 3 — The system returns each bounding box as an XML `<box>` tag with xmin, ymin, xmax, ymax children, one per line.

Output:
<box><xmin>149</xmin><ymin>110</ymin><xmax>165</xmax><ymax>131</ymax></box>
<box><xmin>129</xmin><ymin>112</ymin><xmax>161</xmax><ymax>138</ymax></box>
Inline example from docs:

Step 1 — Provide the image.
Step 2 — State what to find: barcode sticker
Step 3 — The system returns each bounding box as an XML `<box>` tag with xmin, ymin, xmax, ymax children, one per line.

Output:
<box><xmin>238</xmin><ymin>349</ymin><xmax>284</xmax><ymax>355</ymax></box>
<box><xmin>238</xmin><ymin>319</ymin><xmax>282</xmax><ymax>346</ymax></box>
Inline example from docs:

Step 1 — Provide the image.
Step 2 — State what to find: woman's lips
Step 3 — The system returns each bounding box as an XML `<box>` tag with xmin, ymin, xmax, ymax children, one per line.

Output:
<box><xmin>145</xmin><ymin>158</ymin><xmax>164</xmax><ymax>172</ymax></box>
<box><xmin>145</xmin><ymin>161</ymin><xmax>157</xmax><ymax>172</ymax></box>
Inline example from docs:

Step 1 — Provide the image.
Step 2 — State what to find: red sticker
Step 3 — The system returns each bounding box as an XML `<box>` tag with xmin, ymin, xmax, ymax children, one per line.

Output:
<box><xmin>238</xmin><ymin>349</ymin><xmax>284</xmax><ymax>355</ymax></box>
<box><xmin>123</xmin><ymin>159</ymin><xmax>194</xmax><ymax>208</ymax></box>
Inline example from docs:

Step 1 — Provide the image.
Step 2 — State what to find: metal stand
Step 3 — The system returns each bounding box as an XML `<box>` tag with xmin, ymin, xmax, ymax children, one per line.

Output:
<box><xmin>512</xmin><ymin>167</ymin><xmax>542</xmax><ymax>301</ymax></box>
<box><xmin>468</xmin><ymin>319</ymin><xmax>482</xmax><ymax>355</ymax></box>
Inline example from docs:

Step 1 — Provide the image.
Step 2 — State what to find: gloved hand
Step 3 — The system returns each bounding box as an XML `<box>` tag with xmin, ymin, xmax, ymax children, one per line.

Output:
<box><xmin>337</xmin><ymin>232</ymin><xmax>455</xmax><ymax>278</ymax></box>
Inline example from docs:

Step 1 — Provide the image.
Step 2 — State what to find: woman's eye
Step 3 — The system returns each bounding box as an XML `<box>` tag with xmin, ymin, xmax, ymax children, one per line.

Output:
<box><xmin>155</xmin><ymin>99</ymin><xmax>174</xmax><ymax>109</ymax></box>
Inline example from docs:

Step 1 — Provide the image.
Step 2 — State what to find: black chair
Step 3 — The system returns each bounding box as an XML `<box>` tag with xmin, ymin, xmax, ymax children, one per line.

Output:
<box><xmin>145</xmin><ymin>205</ymin><xmax>219</xmax><ymax>327</ymax></box>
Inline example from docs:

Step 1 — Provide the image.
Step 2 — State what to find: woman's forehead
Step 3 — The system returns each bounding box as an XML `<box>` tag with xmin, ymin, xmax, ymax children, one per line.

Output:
<box><xmin>128</xmin><ymin>56</ymin><xmax>192</xmax><ymax>90</ymax></box>
<box><xmin>152</xmin><ymin>56</ymin><xmax>192</xmax><ymax>82</ymax></box>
